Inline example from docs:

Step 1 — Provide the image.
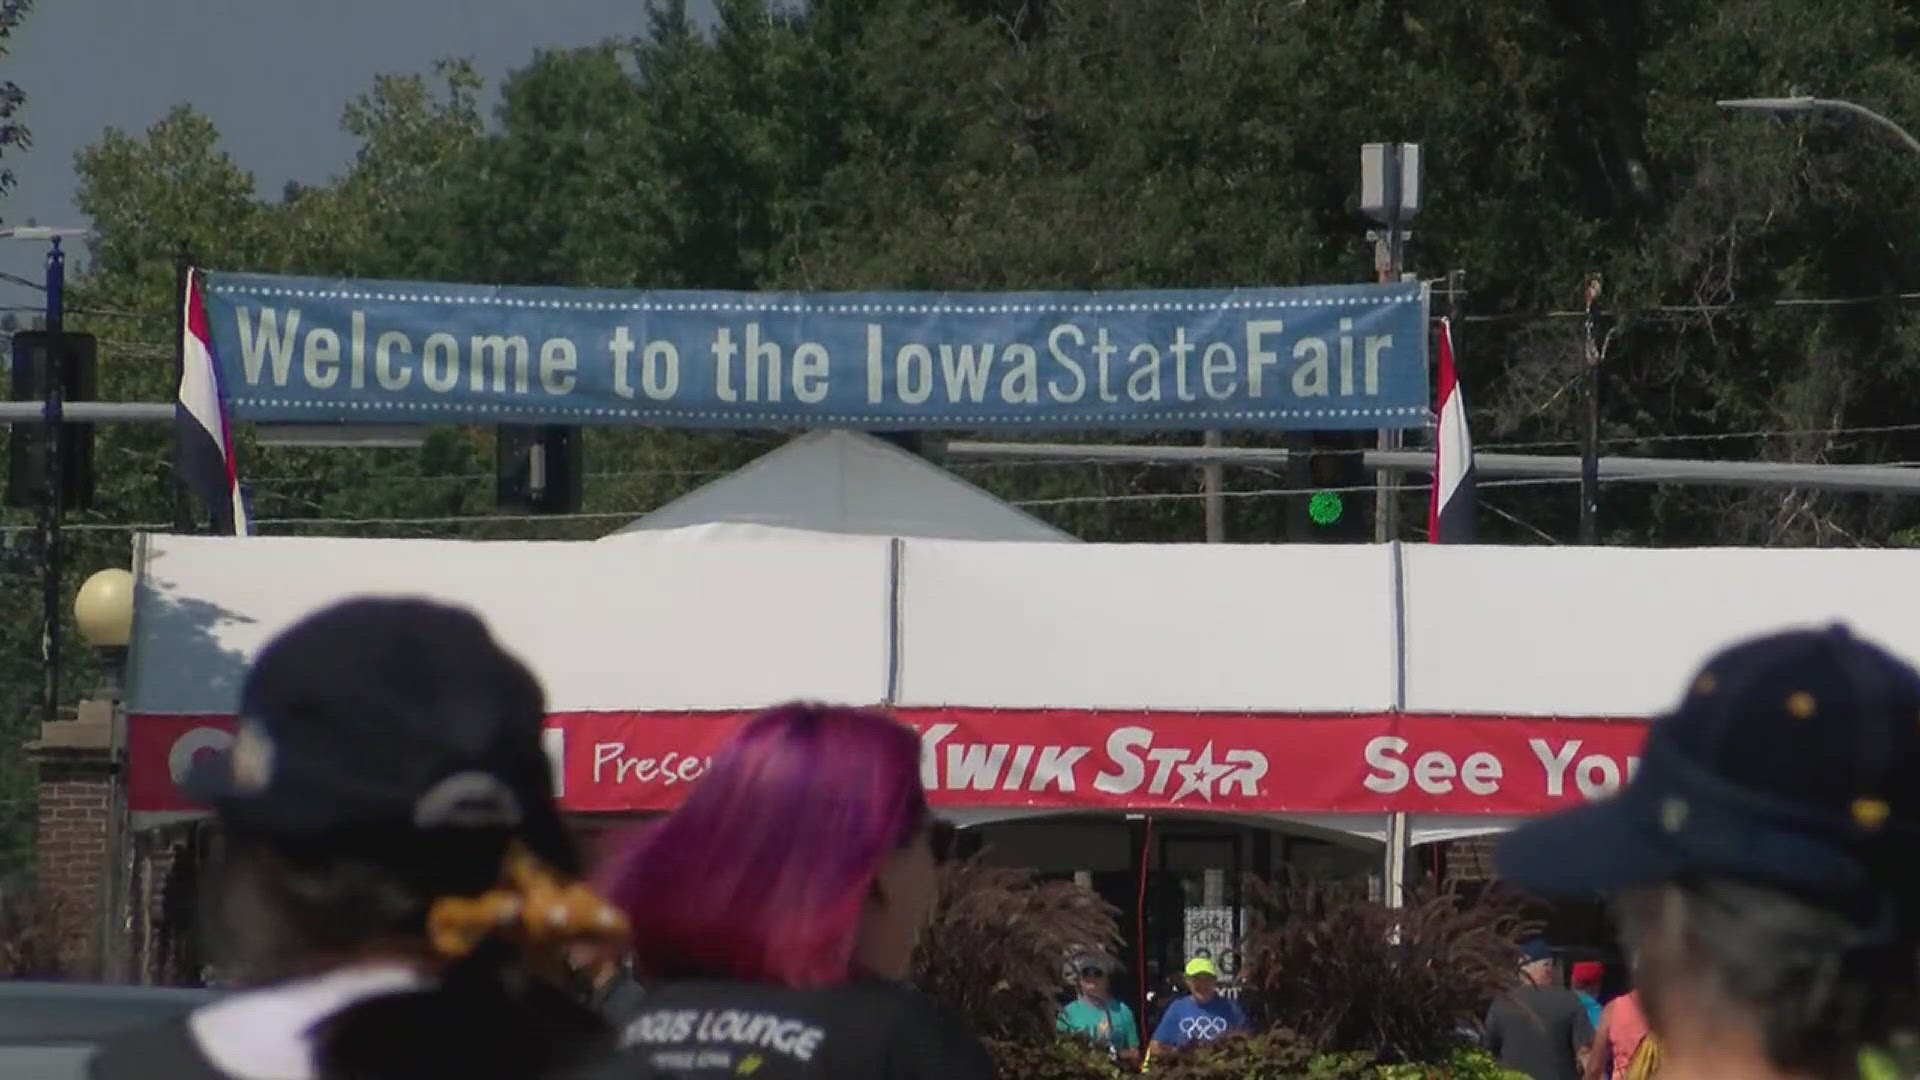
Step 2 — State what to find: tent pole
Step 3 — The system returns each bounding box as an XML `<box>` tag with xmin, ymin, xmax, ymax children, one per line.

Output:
<box><xmin>1383</xmin><ymin>813</ymin><xmax>1409</xmax><ymax>910</ymax></box>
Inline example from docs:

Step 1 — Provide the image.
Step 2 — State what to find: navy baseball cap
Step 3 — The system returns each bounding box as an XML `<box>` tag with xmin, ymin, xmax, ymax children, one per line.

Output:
<box><xmin>1498</xmin><ymin>625</ymin><xmax>1920</xmax><ymax>925</ymax></box>
<box><xmin>186</xmin><ymin>597</ymin><xmax>577</xmax><ymax>874</ymax></box>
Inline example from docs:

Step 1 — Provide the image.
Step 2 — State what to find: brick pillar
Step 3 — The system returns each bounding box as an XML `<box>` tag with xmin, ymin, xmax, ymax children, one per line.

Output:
<box><xmin>32</xmin><ymin>697</ymin><xmax>118</xmax><ymax>978</ymax></box>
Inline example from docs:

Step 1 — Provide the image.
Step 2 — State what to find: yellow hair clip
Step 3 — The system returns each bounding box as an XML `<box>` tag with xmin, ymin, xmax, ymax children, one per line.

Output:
<box><xmin>427</xmin><ymin>842</ymin><xmax>631</xmax><ymax>966</ymax></box>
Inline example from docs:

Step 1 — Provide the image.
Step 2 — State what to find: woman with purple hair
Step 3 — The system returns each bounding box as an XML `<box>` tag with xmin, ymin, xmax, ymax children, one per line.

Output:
<box><xmin>586</xmin><ymin>702</ymin><xmax>992</xmax><ymax>1080</ymax></box>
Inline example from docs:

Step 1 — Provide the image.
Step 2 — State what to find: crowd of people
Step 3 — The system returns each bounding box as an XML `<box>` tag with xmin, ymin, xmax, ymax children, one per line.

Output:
<box><xmin>80</xmin><ymin>600</ymin><xmax>1920</xmax><ymax>1080</ymax></box>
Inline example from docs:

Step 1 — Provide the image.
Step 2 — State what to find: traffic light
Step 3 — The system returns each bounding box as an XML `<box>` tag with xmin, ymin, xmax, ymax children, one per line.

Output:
<box><xmin>7</xmin><ymin>330</ymin><xmax>96</xmax><ymax>511</ymax></box>
<box><xmin>496</xmin><ymin>425</ymin><xmax>583</xmax><ymax>514</ymax></box>
<box><xmin>1288</xmin><ymin>431</ymin><xmax>1371</xmax><ymax>541</ymax></box>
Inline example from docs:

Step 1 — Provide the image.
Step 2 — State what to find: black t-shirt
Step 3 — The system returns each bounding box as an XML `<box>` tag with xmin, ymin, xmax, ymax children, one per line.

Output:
<box><xmin>593</xmin><ymin>972</ymin><xmax>650</xmax><ymax>1026</ymax></box>
<box><xmin>1483</xmin><ymin>986</ymin><xmax>1594</xmax><ymax>1080</ymax></box>
<box><xmin>582</xmin><ymin>978</ymin><xmax>994</xmax><ymax>1080</ymax></box>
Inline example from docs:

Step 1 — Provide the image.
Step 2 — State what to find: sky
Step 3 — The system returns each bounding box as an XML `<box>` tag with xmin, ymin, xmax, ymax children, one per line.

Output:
<box><xmin>0</xmin><ymin>0</ymin><xmax>715</xmax><ymax>311</ymax></box>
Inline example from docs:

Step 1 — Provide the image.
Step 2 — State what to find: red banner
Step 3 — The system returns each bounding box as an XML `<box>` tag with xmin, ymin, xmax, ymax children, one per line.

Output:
<box><xmin>126</xmin><ymin>709</ymin><xmax>1649</xmax><ymax>817</ymax></box>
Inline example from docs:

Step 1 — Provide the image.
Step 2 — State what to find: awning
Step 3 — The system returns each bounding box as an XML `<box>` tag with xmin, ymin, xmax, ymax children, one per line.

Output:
<box><xmin>124</xmin><ymin>530</ymin><xmax>1920</xmax><ymax>839</ymax></box>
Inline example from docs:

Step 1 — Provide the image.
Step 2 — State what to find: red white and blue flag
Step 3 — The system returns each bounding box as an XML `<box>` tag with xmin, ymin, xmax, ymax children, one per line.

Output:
<box><xmin>1427</xmin><ymin>317</ymin><xmax>1474</xmax><ymax>543</ymax></box>
<box><xmin>177</xmin><ymin>271</ymin><xmax>249</xmax><ymax>535</ymax></box>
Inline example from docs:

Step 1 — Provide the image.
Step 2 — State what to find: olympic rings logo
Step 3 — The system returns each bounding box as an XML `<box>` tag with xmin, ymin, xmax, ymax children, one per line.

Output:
<box><xmin>1179</xmin><ymin>1015</ymin><xmax>1228</xmax><ymax>1040</ymax></box>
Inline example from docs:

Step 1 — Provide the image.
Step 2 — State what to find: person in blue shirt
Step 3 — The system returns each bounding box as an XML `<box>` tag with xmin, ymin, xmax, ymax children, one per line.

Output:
<box><xmin>1147</xmin><ymin>957</ymin><xmax>1248</xmax><ymax>1059</ymax></box>
<box><xmin>1570</xmin><ymin>960</ymin><xmax>1605</xmax><ymax>1030</ymax></box>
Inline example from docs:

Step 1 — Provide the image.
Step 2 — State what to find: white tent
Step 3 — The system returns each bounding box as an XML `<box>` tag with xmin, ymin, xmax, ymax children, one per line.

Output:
<box><xmin>605</xmin><ymin>430</ymin><xmax>1074</xmax><ymax>542</ymax></box>
<box><xmin>122</xmin><ymin>532</ymin><xmax>1920</xmax><ymax>862</ymax></box>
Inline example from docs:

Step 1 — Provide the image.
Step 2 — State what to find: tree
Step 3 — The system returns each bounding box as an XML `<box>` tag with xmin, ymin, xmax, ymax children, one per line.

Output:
<box><xmin>0</xmin><ymin>0</ymin><xmax>31</xmax><ymax>208</ymax></box>
<box><xmin>55</xmin><ymin>0</ymin><xmax>1920</xmax><ymax>552</ymax></box>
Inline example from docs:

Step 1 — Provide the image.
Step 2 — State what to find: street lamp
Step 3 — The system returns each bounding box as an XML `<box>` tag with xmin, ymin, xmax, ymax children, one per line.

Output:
<box><xmin>74</xmin><ymin>567</ymin><xmax>134</xmax><ymax>695</ymax></box>
<box><xmin>70</xmin><ymin>565</ymin><xmax>135</xmax><ymax>985</ymax></box>
<box><xmin>1718</xmin><ymin>96</ymin><xmax>1920</xmax><ymax>157</ymax></box>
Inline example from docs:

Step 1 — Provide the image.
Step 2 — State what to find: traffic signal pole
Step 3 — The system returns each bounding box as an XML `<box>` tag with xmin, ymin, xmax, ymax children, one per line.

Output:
<box><xmin>1361</xmin><ymin>143</ymin><xmax>1421</xmax><ymax>544</ymax></box>
<box><xmin>40</xmin><ymin>238</ymin><xmax>65</xmax><ymax>729</ymax></box>
<box><xmin>1373</xmin><ymin>230</ymin><xmax>1404</xmax><ymax>543</ymax></box>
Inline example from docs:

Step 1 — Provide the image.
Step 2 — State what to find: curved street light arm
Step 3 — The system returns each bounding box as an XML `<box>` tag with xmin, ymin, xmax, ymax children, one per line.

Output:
<box><xmin>1811</xmin><ymin>98</ymin><xmax>1920</xmax><ymax>158</ymax></box>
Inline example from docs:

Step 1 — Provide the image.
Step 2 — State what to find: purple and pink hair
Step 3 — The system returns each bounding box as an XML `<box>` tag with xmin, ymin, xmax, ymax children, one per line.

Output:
<box><xmin>596</xmin><ymin>702</ymin><xmax>929</xmax><ymax>988</ymax></box>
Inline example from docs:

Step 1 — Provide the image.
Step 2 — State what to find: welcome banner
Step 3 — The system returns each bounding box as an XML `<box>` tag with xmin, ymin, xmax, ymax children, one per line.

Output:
<box><xmin>198</xmin><ymin>272</ymin><xmax>1431</xmax><ymax>430</ymax></box>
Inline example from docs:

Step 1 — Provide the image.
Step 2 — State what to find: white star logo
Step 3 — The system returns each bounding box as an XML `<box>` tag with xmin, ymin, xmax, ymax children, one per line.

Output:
<box><xmin>1170</xmin><ymin>742</ymin><xmax>1236</xmax><ymax>803</ymax></box>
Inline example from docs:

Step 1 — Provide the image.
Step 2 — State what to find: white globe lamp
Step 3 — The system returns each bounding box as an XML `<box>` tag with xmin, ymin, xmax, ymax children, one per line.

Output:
<box><xmin>74</xmin><ymin>568</ymin><xmax>135</xmax><ymax>649</ymax></box>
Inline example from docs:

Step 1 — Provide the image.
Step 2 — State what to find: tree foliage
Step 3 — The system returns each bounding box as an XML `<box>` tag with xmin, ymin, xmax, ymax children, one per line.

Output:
<box><xmin>60</xmin><ymin>0</ymin><xmax>1920</xmax><ymax>552</ymax></box>
<box><xmin>0</xmin><ymin>0</ymin><xmax>30</xmax><ymax>204</ymax></box>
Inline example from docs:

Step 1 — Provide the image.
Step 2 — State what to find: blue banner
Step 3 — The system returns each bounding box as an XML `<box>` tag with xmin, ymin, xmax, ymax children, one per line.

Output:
<box><xmin>200</xmin><ymin>272</ymin><xmax>1430</xmax><ymax>430</ymax></box>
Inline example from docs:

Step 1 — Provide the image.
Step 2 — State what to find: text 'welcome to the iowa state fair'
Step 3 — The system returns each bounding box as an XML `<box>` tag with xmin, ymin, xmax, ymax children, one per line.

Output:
<box><xmin>201</xmin><ymin>272</ymin><xmax>1432</xmax><ymax>431</ymax></box>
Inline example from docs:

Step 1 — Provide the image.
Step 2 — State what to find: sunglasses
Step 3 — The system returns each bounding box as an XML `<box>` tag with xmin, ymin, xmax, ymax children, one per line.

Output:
<box><xmin>1079</xmin><ymin>966</ymin><xmax>1108</xmax><ymax>978</ymax></box>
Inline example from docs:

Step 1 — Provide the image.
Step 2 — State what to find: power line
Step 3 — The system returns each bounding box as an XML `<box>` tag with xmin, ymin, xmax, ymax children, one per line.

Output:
<box><xmin>0</xmin><ymin>305</ymin><xmax>159</xmax><ymax>320</ymax></box>
<box><xmin>14</xmin><ymin>478</ymin><xmax>1565</xmax><ymax>523</ymax></box>
<box><xmin>240</xmin><ymin>467</ymin><xmax>734</xmax><ymax>486</ymax></box>
<box><xmin>1480</xmin><ymin>500</ymin><xmax>1562</xmax><ymax>545</ymax></box>
<box><xmin>1010</xmin><ymin>476</ymin><xmax>1574</xmax><ymax>508</ymax></box>
<box><xmin>1454</xmin><ymin>290</ymin><xmax>1920</xmax><ymax>324</ymax></box>
<box><xmin>11</xmin><ymin>510</ymin><xmax>650</xmax><ymax>534</ymax></box>
<box><xmin>950</xmin><ymin>440</ymin><xmax>1920</xmax><ymax>495</ymax></box>
<box><xmin>1474</xmin><ymin>421</ymin><xmax>1920</xmax><ymax>455</ymax></box>
<box><xmin>948</xmin><ymin>420</ymin><xmax>1920</xmax><ymax>457</ymax></box>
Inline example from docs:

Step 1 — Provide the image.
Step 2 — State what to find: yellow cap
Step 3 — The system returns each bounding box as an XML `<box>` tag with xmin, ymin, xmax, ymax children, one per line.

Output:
<box><xmin>1184</xmin><ymin>957</ymin><xmax>1220</xmax><ymax>978</ymax></box>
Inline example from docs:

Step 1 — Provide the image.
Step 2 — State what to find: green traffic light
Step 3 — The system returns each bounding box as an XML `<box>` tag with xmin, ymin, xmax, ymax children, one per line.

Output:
<box><xmin>1309</xmin><ymin>490</ymin><xmax>1344</xmax><ymax>526</ymax></box>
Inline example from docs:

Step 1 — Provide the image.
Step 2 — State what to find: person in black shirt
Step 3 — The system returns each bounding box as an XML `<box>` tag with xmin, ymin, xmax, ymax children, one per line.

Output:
<box><xmin>1483</xmin><ymin>939</ymin><xmax>1593</xmax><ymax>1080</ymax></box>
<box><xmin>586</xmin><ymin>703</ymin><xmax>993</xmax><ymax>1080</ymax></box>
<box><xmin>1499</xmin><ymin>627</ymin><xmax>1920</xmax><ymax>1080</ymax></box>
<box><xmin>90</xmin><ymin>599</ymin><xmax>628</xmax><ymax>1080</ymax></box>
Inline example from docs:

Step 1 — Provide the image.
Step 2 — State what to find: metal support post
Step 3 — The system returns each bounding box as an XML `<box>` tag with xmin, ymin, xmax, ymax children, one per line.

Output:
<box><xmin>40</xmin><ymin>239</ymin><xmax>65</xmax><ymax>729</ymax></box>
<box><xmin>1202</xmin><ymin>430</ymin><xmax>1225</xmax><ymax>542</ymax></box>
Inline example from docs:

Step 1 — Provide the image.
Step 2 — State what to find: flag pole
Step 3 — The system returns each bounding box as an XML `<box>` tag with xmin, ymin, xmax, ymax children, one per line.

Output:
<box><xmin>171</xmin><ymin>249</ymin><xmax>197</xmax><ymax>533</ymax></box>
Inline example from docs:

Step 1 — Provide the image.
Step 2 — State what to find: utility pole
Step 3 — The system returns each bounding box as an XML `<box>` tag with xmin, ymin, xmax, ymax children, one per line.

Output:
<box><xmin>1361</xmin><ymin>144</ymin><xmax>1421</xmax><ymax>543</ymax></box>
<box><xmin>1580</xmin><ymin>273</ymin><xmax>1603</xmax><ymax>544</ymax></box>
<box><xmin>5</xmin><ymin>226</ymin><xmax>89</xmax><ymax>728</ymax></box>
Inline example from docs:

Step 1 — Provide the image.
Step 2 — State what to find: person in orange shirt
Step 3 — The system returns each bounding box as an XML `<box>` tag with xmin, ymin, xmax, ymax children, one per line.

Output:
<box><xmin>1583</xmin><ymin>984</ymin><xmax>1649</xmax><ymax>1080</ymax></box>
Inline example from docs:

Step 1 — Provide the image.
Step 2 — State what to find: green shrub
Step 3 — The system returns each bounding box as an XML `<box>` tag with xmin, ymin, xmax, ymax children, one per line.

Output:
<box><xmin>1372</xmin><ymin>1046</ymin><xmax>1530</xmax><ymax>1079</ymax></box>
<box><xmin>983</xmin><ymin>1036</ymin><xmax>1122</xmax><ymax>1080</ymax></box>
<box><xmin>1143</xmin><ymin>1028</ymin><xmax>1375</xmax><ymax>1079</ymax></box>
<box><xmin>1237</xmin><ymin>877</ymin><xmax>1536</xmax><ymax>1064</ymax></box>
<box><xmin>913</xmin><ymin>858</ymin><xmax>1122</xmax><ymax>1042</ymax></box>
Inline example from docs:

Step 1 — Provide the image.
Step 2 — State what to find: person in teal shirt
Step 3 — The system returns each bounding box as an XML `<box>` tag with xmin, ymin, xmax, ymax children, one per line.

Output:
<box><xmin>1058</xmin><ymin>955</ymin><xmax>1140</xmax><ymax>1068</ymax></box>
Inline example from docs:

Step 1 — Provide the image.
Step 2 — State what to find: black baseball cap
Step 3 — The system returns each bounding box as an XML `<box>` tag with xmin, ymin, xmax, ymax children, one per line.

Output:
<box><xmin>1498</xmin><ymin>625</ymin><xmax>1920</xmax><ymax>925</ymax></box>
<box><xmin>1518</xmin><ymin>938</ymin><xmax>1554</xmax><ymax>965</ymax></box>
<box><xmin>1074</xmin><ymin>954</ymin><xmax>1116</xmax><ymax>977</ymax></box>
<box><xmin>187</xmin><ymin>597</ymin><xmax>576</xmax><ymax>874</ymax></box>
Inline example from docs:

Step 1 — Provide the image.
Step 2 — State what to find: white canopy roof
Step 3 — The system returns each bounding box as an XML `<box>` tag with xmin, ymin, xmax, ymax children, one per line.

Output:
<box><xmin>127</xmin><ymin>533</ymin><xmax>1920</xmax><ymax>720</ymax></box>
<box><xmin>605</xmin><ymin>430</ymin><xmax>1074</xmax><ymax>542</ymax></box>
